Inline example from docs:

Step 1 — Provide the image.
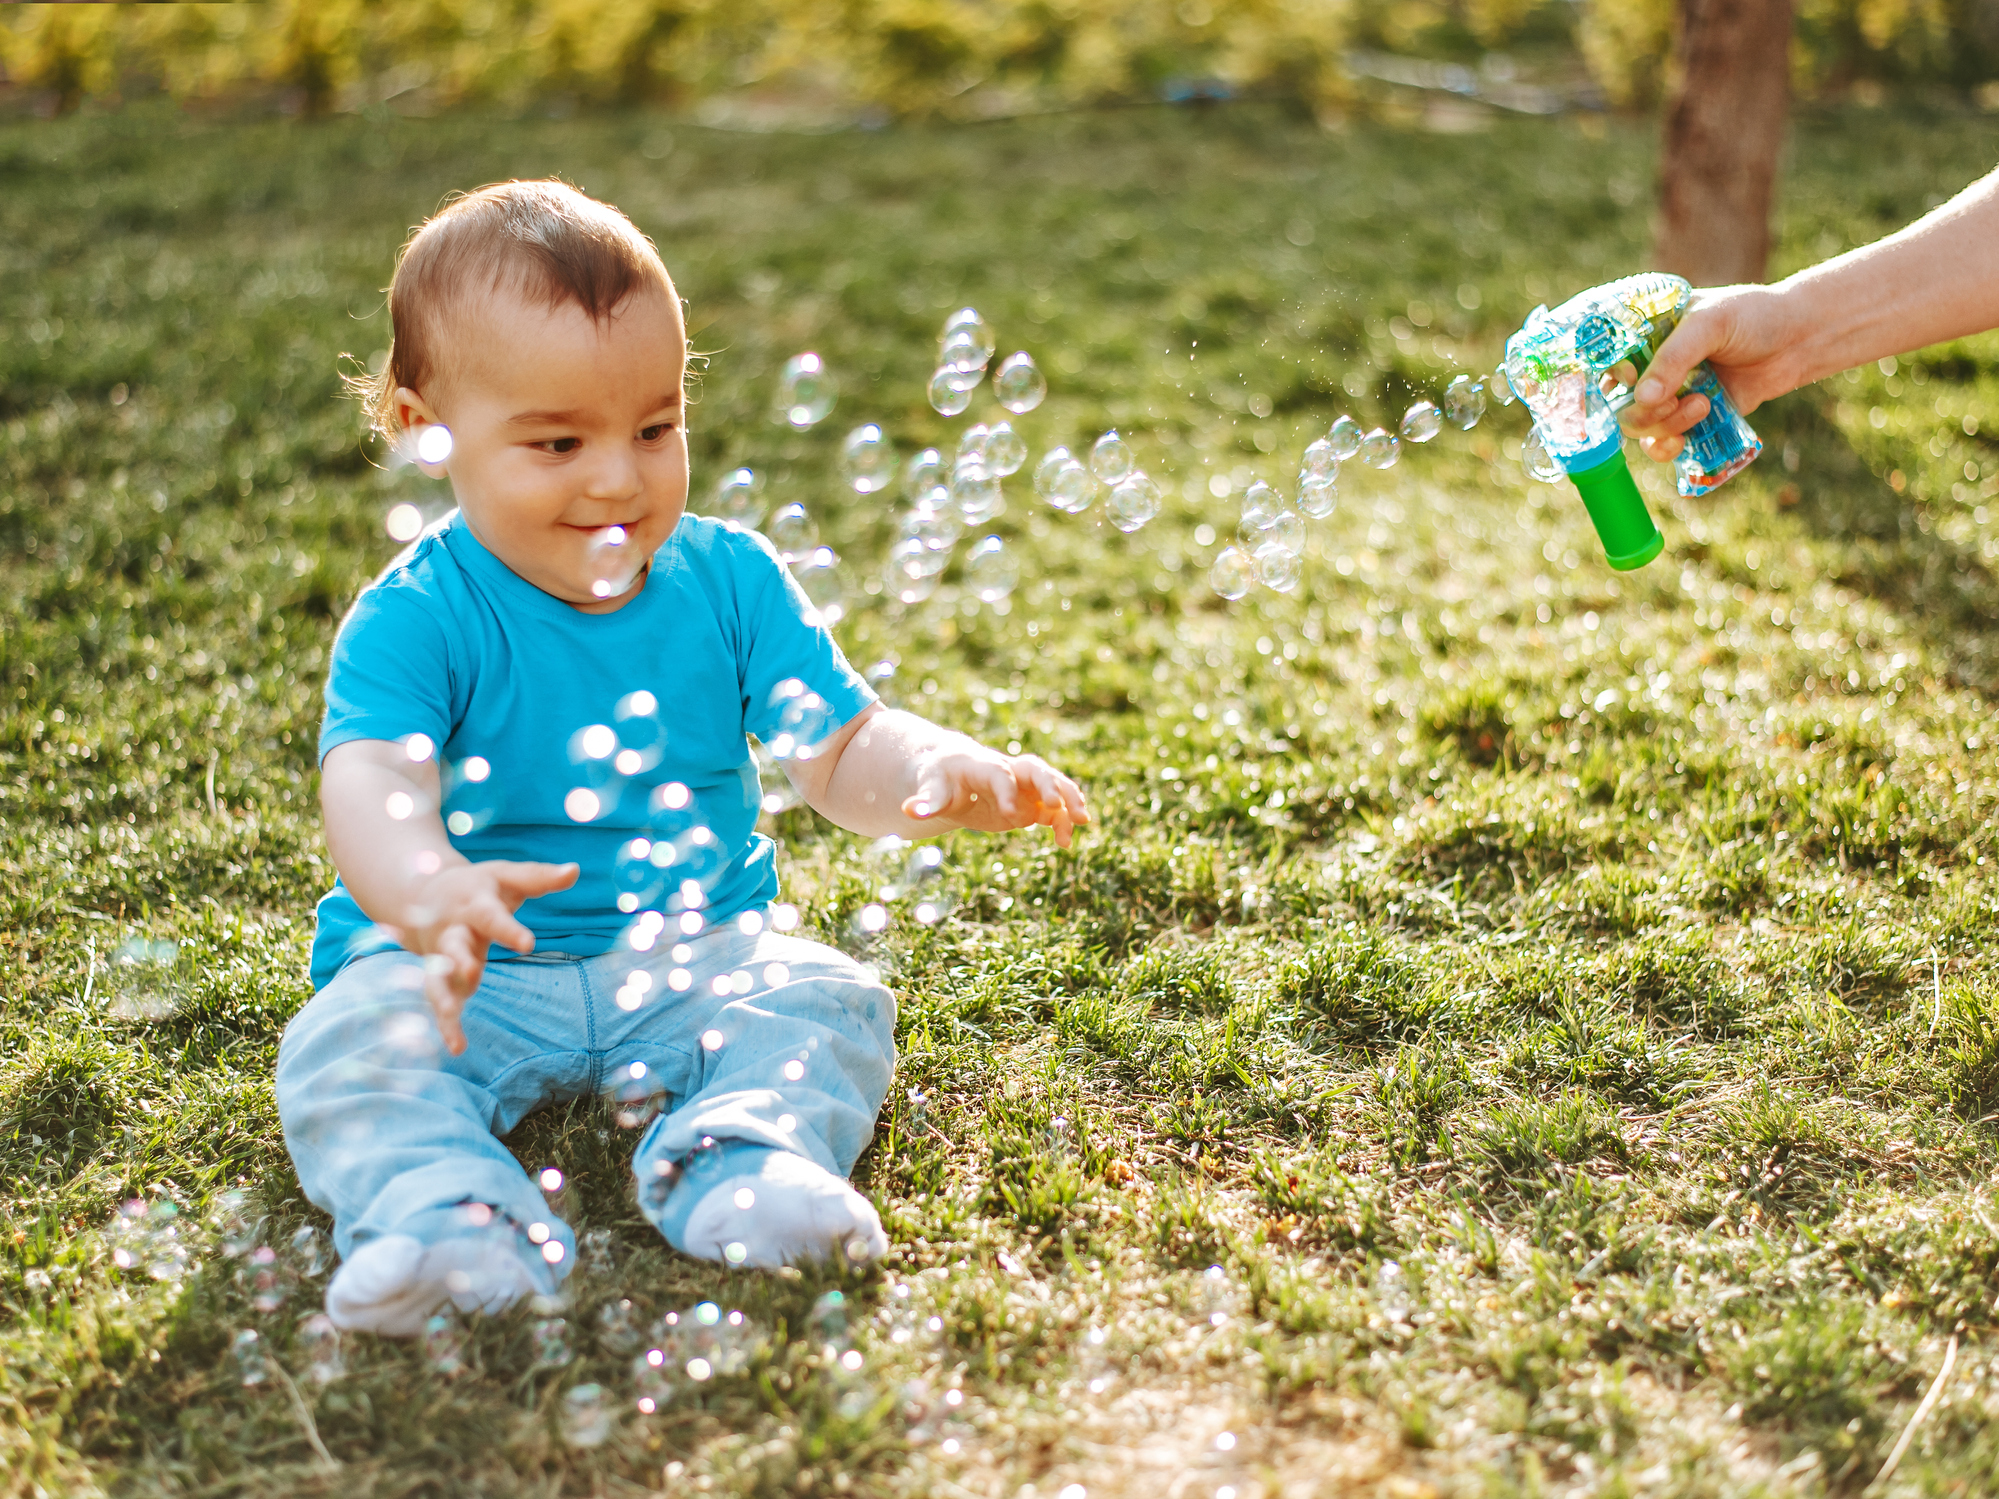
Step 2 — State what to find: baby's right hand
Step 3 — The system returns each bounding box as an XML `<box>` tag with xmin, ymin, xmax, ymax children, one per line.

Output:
<box><xmin>380</xmin><ymin>859</ymin><xmax>578</xmax><ymax>1055</ymax></box>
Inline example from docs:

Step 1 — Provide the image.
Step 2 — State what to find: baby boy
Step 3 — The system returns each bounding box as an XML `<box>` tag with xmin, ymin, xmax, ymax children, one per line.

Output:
<box><xmin>277</xmin><ymin>179</ymin><xmax>1088</xmax><ymax>1335</ymax></box>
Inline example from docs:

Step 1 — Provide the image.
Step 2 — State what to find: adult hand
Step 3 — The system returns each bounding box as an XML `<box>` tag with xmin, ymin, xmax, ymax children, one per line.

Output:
<box><xmin>902</xmin><ymin>748</ymin><xmax>1091</xmax><ymax>848</ymax></box>
<box><xmin>1621</xmin><ymin>283</ymin><xmax>1810</xmax><ymax>462</ymax></box>
<box><xmin>378</xmin><ymin>859</ymin><xmax>578</xmax><ymax>1054</ymax></box>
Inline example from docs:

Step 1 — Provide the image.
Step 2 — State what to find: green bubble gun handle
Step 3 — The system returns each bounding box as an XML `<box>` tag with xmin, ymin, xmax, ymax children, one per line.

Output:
<box><xmin>1501</xmin><ymin>272</ymin><xmax>1762</xmax><ymax>570</ymax></box>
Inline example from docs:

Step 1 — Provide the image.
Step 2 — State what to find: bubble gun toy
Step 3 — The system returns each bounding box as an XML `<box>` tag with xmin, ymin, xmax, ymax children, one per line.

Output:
<box><xmin>1501</xmin><ymin>272</ymin><xmax>1762</xmax><ymax>570</ymax></box>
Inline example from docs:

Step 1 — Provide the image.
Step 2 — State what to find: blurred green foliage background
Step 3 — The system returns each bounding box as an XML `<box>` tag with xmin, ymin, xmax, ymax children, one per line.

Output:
<box><xmin>4</xmin><ymin>0</ymin><xmax>1997</xmax><ymax>124</ymax></box>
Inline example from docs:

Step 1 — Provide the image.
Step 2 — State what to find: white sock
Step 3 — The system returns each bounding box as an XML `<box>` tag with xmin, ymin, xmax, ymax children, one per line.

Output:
<box><xmin>680</xmin><ymin>1152</ymin><xmax>888</xmax><ymax>1269</ymax></box>
<box><xmin>325</xmin><ymin>1231</ymin><xmax>541</xmax><ymax>1335</ymax></box>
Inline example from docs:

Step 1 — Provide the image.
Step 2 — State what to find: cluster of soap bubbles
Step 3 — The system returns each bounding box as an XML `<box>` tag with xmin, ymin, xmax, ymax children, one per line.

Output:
<box><xmin>715</xmin><ymin>306</ymin><xmax>1048</xmax><ymax>649</ymax></box>
<box><xmin>1031</xmin><ymin>430</ymin><xmax>1163</xmax><ymax>534</ymax></box>
<box><xmin>1204</xmin><ymin>375</ymin><xmax>1489</xmax><ymax>601</ymax></box>
<box><xmin>922</xmin><ymin>307</ymin><xmax>1047</xmax><ymax>421</ymax></box>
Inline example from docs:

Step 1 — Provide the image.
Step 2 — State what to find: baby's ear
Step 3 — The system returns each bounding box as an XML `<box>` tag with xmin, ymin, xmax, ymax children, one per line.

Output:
<box><xmin>394</xmin><ymin>386</ymin><xmax>439</xmax><ymax>433</ymax></box>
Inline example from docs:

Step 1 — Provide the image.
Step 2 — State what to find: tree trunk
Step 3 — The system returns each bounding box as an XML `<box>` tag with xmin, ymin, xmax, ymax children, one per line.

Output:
<box><xmin>1653</xmin><ymin>0</ymin><xmax>1794</xmax><ymax>285</ymax></box>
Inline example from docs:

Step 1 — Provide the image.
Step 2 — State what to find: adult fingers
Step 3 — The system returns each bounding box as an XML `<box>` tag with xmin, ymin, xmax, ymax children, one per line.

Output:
<box><xmin>1633</xmin><ymin>308</ymin><xmax>1723</xmax><ymax>410</ymax></box>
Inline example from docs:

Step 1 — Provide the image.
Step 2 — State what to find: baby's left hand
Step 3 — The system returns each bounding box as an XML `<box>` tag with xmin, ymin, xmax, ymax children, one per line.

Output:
<box><xmin>902</xmin><ymin>748</ymin><xmax>1090</xmax><ymax>848</ymax></box>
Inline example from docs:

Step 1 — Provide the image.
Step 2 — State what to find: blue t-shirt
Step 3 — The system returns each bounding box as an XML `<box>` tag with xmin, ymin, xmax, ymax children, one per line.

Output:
<box><xmin>310</xmin><ymin>512</ymin><xmax>873</xmax><ymax>990</ymax></box>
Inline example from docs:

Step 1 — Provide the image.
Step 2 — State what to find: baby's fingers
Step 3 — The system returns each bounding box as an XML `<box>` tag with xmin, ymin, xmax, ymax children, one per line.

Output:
<box><xmin>903</xmin><ymin>767</ymin><xmax>956</xmax><ymax>822</ymax></box>
<box><xmin>423</xmin><ymin>925</ymin><xmax>480</xmax><ymax>1055</ymax></box>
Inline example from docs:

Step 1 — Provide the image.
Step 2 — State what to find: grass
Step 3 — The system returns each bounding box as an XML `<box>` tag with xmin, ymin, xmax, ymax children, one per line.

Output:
<box><xmin>5</xmin><ymin>89</ymin><xmax>1999</xmax><ymax>1497</ymax></box>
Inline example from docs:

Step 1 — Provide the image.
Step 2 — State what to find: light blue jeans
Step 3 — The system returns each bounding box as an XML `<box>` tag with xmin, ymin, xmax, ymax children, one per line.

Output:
<box><xmin>276</xmin><ymin>916</ymin><xmax>897</xmax><ymax>1278</ymax></box>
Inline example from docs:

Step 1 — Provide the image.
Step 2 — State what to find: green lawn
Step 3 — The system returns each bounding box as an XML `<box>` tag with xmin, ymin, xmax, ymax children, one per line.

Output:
<box><xmin>5</xmin><ymin>94</ymin><xmax>1999</xmax><ymax>1498</ymax></box>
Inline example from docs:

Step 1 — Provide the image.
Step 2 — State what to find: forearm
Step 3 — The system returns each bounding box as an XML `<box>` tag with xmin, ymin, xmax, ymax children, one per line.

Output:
<box><xmin>320</xmin><ymin>749</ymin><xmax>465</xmax><ymax>926</ymax></box>
<box><xmin>793</xmin><ymin>706</ymin><xmax>983</xmax><ymax>838</ymax></box>
<box><xmin>1774</xmin><ymin>169</ymin><xmax>1999</xmax><ymax>388</ymax></box>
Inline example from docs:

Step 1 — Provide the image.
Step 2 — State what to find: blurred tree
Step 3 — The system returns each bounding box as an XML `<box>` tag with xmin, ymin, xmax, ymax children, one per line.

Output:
<box><xmin>1576</xmin><ymin>0</ymin><xmax>1676</xmax><ymax>110</ymax></box>
<box><xmin>1654</xmin><ymin>0</ymin><xmax>1794</xmax><ymax>285</ymax></box>
<box><xmin>0</xmin><ymin>2</ymin><xmax>118</xmax><ymax>114</ymax></box>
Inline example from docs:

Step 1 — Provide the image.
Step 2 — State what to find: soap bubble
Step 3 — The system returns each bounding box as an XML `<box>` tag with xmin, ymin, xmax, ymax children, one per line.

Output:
<box><xmin>563</xmin><ymin>1383</ymin><xmax>613</xmax><ymax>1447</ymax></box>
<box><xmin>985</xmin><ymin>420</ymin><xmax>1027</xmax><ymax>476</ymax></box>
<box><xmin>1034</xmin><ymin>448</ymin><xmax>1096</xmax><ymax>514</ymax></box>
<box><xmin>230</xmin><ymin>1328</ymin><xmax>270</xmax><ymax>1387</ymax></box>
<box><xmin>614</xmin><ymin>690</ymin><xmax>667</xmax><ymax>773</ymax></box>
<box><xmin>1238</xmin><ymin>480</ymin><xmax>1282</xmax><ymax>528</ymax></box>
<box><xmin>1255</xmin><ymin>541</ymin><xmax>1302</xmax><ymax>592</ymax></box>
<box><xmin>956</xmin><ymin>424</ymin><xmax>991</xmax><ymax>464</ymax></box>
<box><xmin>767</xmin><ymin>502</ymin><xmax>819</xmax><ymax>563</ymax></box>
<box><xmin>1297</xmin><ymin>474</ymin><xmax>1338</xmax><ymax>519</ymax></box>
<box><xmin>1359</xmin><ymin>428</ymin><xmax>1400</xmax><ymax>468</ymax></box>
<box><xmin>841</xmin><ymin>425</ymin><xmax>896</xmax><ymax>493</ymax></box>
<box><xmin>1522</xmin><ymin>429</ymin><xmax>1564</xmax><ymax>483</ymax></box>
<box><xmin>586</xmin><ymin>524</ymin><xmax>637</xmax><ymax>599</ymax></box>
<box><xmin>106</xmin><ymin>1197</ymin><xmax>189</xmax><ymax>1282</ymax></box>
<box><xmin>1300</xmin><ymin>437</ymin><xmax>1339</xmax><ymax>481</ymax></box>
<box><xmin>611</xmin><ymin>1059</ymin><xmax>667</xmax><ymax>1130</ymax></box>
<box><xmin>443</xmin><ymin>754</ymin><xmax>498</xmax><ymax>839</ymax></box>
<box><xmin>1400</xmin><ymin>400</ymin><xmax>1443</xmax><ymax>444</ymax></box>
<box><xmin>385</xmin><ymin>503</ymin><xmax>424</xmax><ymax>543</ymax></box>
<box><xmin>1090</xmin><ymin>431</ymin><xmax>1134</xmax><ymax>483</ymax></box>
<box><xmin>424</xmin><ymin>1312</ymin><xmax>466</xmax><ymax>1376</ymax></box>
<box><xmin>992</xmin><ymin>352</ymin><xmax>1046</xmax><ymax>413</ymax></box>
<box><xmin>599</xmin><ymin>1298</ymin><xmax>641</xmax><ymax>1355</ymax></box>
<box><xmin>884</xmin><ymin>545</ymin><xmax>940</xmax><ymax>604</ymax></box>
<box><xmin>211</xmin><ymin>1190</ymin><xmax>262</xmax><ymax>1259</ymax></box>
<box><xmin>899</xmin><ymin>503</ymin><xmax>960</xmax><ymax>557</ymax></box>
<box><xmin>1106</xmin><ymin>471</ymin><xmax>1161</xmax><ymax>533</ymax></box>
<box><xmin>950</xmin><ymin>460</ymin><xmax>1003</xmax><ymax>525</ymax></box>
<box><xmin>905</xmin><ymin>448</ymin><xmax>946</xmax><ymax>498</ymax></box>
<box><xmin>776</xmin><ymin>353</ymin><xmax>837</xmax><ymax>429</ymax></box>
<box><xmin>1210</xmin><ymin>547</ymin><xmax>1255</xmax><ymax>600</ymax></box>
<box><xmin>1445</xmin><ymin>374</ymin><xmax>1487</xmax><ymax>429</ymax></box>
<box><xmin>289</xmin><ymin>1224</ymin><xmax>329</xmax><ymax>1279</ymax></box>
<box><xmin>793</xmin><ymin>546</ymin><xmax>847</xmax><ymax>628</ymax></box>
<box><xmin>1263</xmin><ymin>511</ymin><xmax>1306</xmax><ymax>555</ymax></box>
<box><xmin>883</xmin><ymin>843</ymin><xmax>945</xmax><ymax>903</ymax></box>
<box><xmin>710</xmin><ymin>467</ymin><xmax>765</xmax><ymax>529</ymax></box>
<box><xmin>939</xmin><ymin>308</ymin><xmax>996</xmax><ymax>372</ymax></box>
<box><xmin>415</xmin><ymin>425</ymin><xmax>454</xmax><ymax>465</ymax></box>
<box><xmin>927</xmin><ymin>368</ymin><xmax>974</xmax><ymax>417</ymax></box>
<box><xmin>104</xmin><ymin>937</ymin><xmax>182</xmax><ymax>1021</ymax></box>
<box><xmin>534</xmin><ymin>1317</ymin><xmax>575</xmax><ymax>1369</ymax></box>
<box><xmin>238</xmin><ymin>1244</ymin><xmax>286</xmax><ymax>1313</ymax></box>
<box><xmin>298</xmin><ymin>1313</ymin><xmax>344</xmax><ymax>1385</ymax></box>
<box><xmin>964</xmin><ymin>536</ymin><xmax>1018</xmax><ymax>602</ymax></box>
<box><xmin>1327</xmin><ymin>415</ymin><xmax>1363</xmax><ymax>460</ymax></box>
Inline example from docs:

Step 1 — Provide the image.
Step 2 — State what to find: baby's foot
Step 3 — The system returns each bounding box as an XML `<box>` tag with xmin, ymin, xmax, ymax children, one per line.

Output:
<box><xmin>326</xmin><ymin>1231</ymin><xmax>543</xmax><ymax>1335</ymax></box>
<box><xmin>680</xmin><ymin>1151</ymin><xmax>888</xmax><ymax>1269</ymax></box>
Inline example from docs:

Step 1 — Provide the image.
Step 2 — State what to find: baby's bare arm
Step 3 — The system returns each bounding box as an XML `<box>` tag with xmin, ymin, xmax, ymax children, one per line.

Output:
<box><xmin>321</xmin><ymin>740</ymin><xmax>575</xmax><ymax>1053</ymax></box>
<box><xmin>782</xmin><ymin>703</ymin><xmax>1090</xmax><ymax>847</ymax></box>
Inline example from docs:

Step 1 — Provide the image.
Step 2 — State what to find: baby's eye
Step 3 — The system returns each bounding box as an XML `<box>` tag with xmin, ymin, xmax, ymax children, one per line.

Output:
<box><xmin>639</xmin><ymin>423</ymin><xmax>674</xmax><ymax>442</ymax></box>
<box><xmin>542</xmin><ymin>437</ymin><xmax>581</xmax><ymax>455</ymax></box>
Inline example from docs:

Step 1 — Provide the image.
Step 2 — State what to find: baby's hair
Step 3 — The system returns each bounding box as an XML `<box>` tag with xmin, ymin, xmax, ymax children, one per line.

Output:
<box><xmin>348</xmin><ymin>178</ymin><xmax>676</xmax><ymax>438</ymax></box>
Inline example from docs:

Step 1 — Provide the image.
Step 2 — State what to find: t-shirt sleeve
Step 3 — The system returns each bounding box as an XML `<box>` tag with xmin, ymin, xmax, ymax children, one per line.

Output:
<box><xmin>732</xmin><ymin>530</ymin><xmax>876</xmax><ymax>748</ymax></box>
<box><xmin>318</xmin><ymin>572</ymin><xmax>457</xmax><ymax>763</ymax></box>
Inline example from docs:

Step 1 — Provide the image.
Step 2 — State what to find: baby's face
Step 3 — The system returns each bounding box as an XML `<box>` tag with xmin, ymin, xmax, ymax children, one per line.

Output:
<box><xmin>403</xmin><ymin>284</ymin><xmax>689</xmax><ymax>611</ymax></box>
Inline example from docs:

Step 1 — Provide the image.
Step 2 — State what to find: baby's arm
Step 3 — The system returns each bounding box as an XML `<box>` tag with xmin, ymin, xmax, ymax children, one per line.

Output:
<box><xmin>321</xmin><ymin>739</ymin><xmax>576</xmax><ymax>1054</ymax></box>
<box><xmin>783</xmin><ymin>704</ymin><xmax>1090</xmax><ymax>847</ymax></box>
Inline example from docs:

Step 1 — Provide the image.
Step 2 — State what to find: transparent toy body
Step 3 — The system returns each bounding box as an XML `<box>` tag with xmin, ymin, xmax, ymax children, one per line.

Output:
<box><xmin>1502</xmin><ymin>272</ymin><xmax>1762</xmax><ymax>568</ymax></box>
